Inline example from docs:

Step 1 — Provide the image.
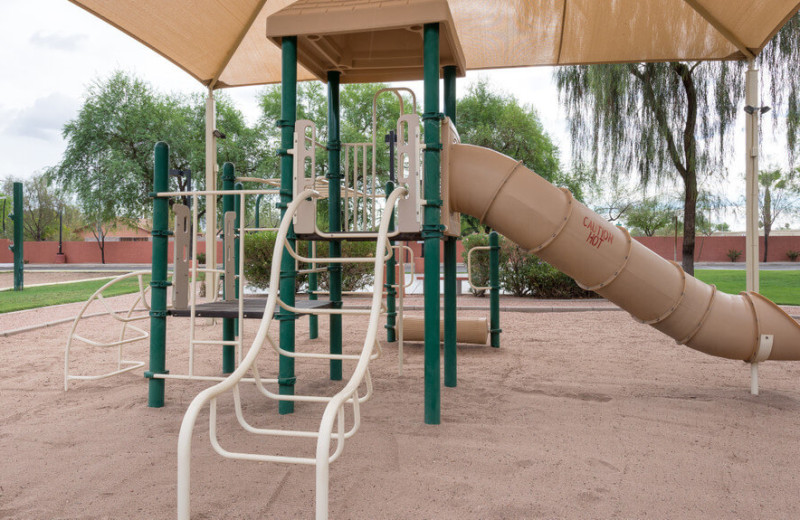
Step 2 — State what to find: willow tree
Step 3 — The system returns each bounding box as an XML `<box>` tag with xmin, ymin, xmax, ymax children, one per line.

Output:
<box><xmin>555</xmin><ymin>15</ymin><xmax>800</xmax><ymax>275</ymax></box>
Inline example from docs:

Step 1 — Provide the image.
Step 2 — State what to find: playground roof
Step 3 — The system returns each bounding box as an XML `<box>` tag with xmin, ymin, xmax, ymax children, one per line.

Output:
<box><xmin>68</xmin><ymin>0</ymin><xmax>800</xmax><ymax>88</ymax></box>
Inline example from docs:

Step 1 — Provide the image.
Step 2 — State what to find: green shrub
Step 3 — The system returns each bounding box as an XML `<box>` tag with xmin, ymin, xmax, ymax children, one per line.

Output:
<box><xmin>463</xmin><ymin>232</ymin><xmax>594</xmax><ymax>299</ymax></box>
<box><xmin>243</xmin><ymin>232</ymin><xmax>375</xmax><ymax>292</ymax></box>
<box><xmin>462</xmin><ymin>233</ymin><xmax>506</xmax><ymax>296</ymax></box>
<box><xmin>787</xmin><ymin>250</ymin><xmax>800</xmax><ymax>262</ymax></box>
<box><xmin>500</xmin><ymin>240</ymin><xmax>537</xmax><ymax>296</ymax></box>
<box><xmin>525</xmin><ymin>256</ymin><xmax>594</xmax><ymax>299</ymax></box>
<box><xmin>727</xmin><ymin>249</ymin><xmax>742</xmax><ymax>262</ymax></box>
<box><xmin>314</xmin><ymin>240</ymin><xmax>376</xmax><ymax>292</ymax></box>
<box><xmin>243</xmin><ymin>231</ymin><xmax>308</xmax><ymax>291</ymax></box>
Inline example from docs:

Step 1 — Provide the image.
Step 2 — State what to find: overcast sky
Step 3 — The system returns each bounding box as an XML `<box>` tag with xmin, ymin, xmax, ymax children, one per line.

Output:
<box><xmin>0</xmin><ymin>0</ymin><xmax>791</xmax><ymax>230</ymax></box>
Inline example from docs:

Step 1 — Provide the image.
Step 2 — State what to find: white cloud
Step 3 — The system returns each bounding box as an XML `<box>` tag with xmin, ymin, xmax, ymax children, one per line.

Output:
<box><xmin>29</xmin><ymin>32</ymin><xmax>88</xmax><ymax>51</ymax></box>
<box><xmin>3</xmin><ymin>93</ymin><xmax>79</xmax><ymax>141</ymax></box>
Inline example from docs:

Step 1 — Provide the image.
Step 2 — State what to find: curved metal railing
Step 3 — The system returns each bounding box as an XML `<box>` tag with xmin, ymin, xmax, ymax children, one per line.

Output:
<box><xmin>63</xmin><ymin>270</ymin><xmax>152</xmax><ymax>390</ymax></box>
<box><xmin>177</xmin><ymin>185</ymin><xmax>409</xmax><ymax>520</ymax></box>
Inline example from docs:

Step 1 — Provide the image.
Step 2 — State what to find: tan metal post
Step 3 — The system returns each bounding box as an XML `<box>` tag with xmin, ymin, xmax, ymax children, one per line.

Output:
<box><xmin>205</xmin><ymin>88</ymin><xmax>218</xmax><ymax>293</ymax></box>
<box><xmin>745</xmin><ymin>61</ymin><xmax>760</xmax><ymax>294</ymax></box>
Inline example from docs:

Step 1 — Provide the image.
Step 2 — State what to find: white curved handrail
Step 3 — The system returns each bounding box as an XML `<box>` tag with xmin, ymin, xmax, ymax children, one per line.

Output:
<box><xmin>64</xmin><ymin>270</ymin><xmax>153</xmax><ymax>390</ymax></box>
<box><xmin>178</xmin><ymin>186</ymin><xmax>408</xmax><ymax>520</ymax></box>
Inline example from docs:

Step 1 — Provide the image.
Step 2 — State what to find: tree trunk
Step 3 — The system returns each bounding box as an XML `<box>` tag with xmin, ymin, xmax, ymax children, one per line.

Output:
<box><xmin>682</xmin><ymin>174</ymin><xmax>698</xmax><ymax>275</ymax></box>
<box><xmin>763</xmin><ymin>185</ymin><xmax>772</xmax><ymax>262</ymax></box>
<box><xmin>95</xmin><ymin>223</ymin><xmax>106</xmax><ymax>264</ymax></box>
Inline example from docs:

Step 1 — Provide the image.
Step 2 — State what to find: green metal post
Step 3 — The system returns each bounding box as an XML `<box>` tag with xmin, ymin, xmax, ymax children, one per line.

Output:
<box><xmin>221</xmin><ymin>164</ymin><xmax>236</xmax><ymax>374</ymax></box>
<box><xmin>443</xmin><ymin>65</ymin><xmax>458</xmax><ymax>387</ymax></box>
<box><xmin>255</xmin><ymin>193</ymin><xmax>265</xmax><ymax>228</ymax></box>
<box><xmin>308</xmin><ymin>240</ymin><xmax>318</xmax><ymax>340</ymax></box>
<box><xmin>9</xmin><ymin>182</ymin><xmax>23</xmax><ymax>291</ymax></box>
<box><xmin>385</xmin><ymin>178</ymin><xmax>397</xmax><ymax>343</ymax></box>
<box><xmin>423</xmin><ymin>23</ymin><xmax>442</xmax><ymax>425</ymax></box>
<box><xmin>278</xmin><ymin>37</ymin><xmax>298</xmax><ymax>413</ymax></box>
<box><xmin>327</xmin><ymin>70</ymin><xmax>343</xmax><ymax>381</ymax></box>
<box><xmin>146</xmin><ymin>142</ymin><xmax>170</xmax><ymax>407</ymax></box>
<box><xmin>489</xmin><ymin>230</ymin><xmax>501</xmax><ymax>348</ymax></box>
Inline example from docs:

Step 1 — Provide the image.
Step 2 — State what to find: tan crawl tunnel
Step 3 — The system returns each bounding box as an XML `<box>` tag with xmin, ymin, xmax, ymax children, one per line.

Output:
<box><xmin>403</xmin><ymin>316</ymin><xmax>488</xmax><ymax>345</ymax></box>
<box><xmin>446</xmin><ymin>143</ymin><xmax>800</xmax><ymax>362</ymax></box>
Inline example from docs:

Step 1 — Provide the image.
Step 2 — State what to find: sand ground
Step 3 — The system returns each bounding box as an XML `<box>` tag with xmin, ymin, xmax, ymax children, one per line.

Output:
<box><xmin>2</xmin><ymin>292</ymin><xmax>800</xmax><ymax>519</ymax></box>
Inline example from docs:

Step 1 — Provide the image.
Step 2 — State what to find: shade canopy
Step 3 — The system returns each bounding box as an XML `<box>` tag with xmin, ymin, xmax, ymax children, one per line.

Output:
<box><xmin>69</xmin><ymin>0</ymin><xmax>800</xmax><ymax>88</ymax></box>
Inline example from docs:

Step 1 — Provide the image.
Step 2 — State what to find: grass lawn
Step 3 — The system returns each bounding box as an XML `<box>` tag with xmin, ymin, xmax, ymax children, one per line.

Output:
<box><xmin>695</xmin><ymin>269</ymin><xmax>800</xmax><ymax>306</ymax></box>
<box><xmin>0</xmin><ymin>275</ymin><xmax>150</xmax><ymax>314</ymax></box>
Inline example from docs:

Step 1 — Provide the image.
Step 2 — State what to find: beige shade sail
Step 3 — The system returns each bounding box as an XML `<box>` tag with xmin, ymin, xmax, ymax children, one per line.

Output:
<box><xmin>68</xmin><ymin>0</ymin><xmax>800</xmax><ymax>88</ymax></box>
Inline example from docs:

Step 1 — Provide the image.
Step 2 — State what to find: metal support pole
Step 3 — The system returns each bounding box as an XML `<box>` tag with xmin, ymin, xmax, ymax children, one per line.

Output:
<box><xmin>745</xmin><ymin>61</ymin><xmax>760</xmax><ymax>294</ymax></box>
<box><xmin>234</xmin><ymin>181</ymin><xmax>243</xmax><ymax>338</ymax></box>
<box><xmin>58</xmin><ymin>208</ymin><xmax>63</xmax><ymax>255</ymax></box>
<box><xmin>385</xmin><ymin>130</ymin><xmax>397</xmax><ymax>343</ymax></box>
<box><xmin>489</xmin><ymin>230</ymin><xmax>501</xmax><ymax>348</ymax></box>
<box><xmin>255</xmin><ymin>193</ymin><xmax>264</xmax><ymax>229</ymax></box>
<box><xmin>204</xmin><ymin>88</ymin><xmax>218</xmax><ymax>295</ymax></box>
<box><xmin>443</xmin><ymin>65</ymin><xmax>458</xmax><ymax>387</ymax></box>
<box><xmin>309</xmin><ymin>240</ymin><xmax>318</xmax><ymax>339</ymax></box>
<box><xmin>327</xmin><ymin>70</ymin><xmax>343</xmax><ymax>381</ymax></box>
<box><xmin>423</xmin><ymin>23</ymin><xmax>442</xmax><ymax>424</ymax></box>
<box><xmin>221</xmin><ymin>164</ymin><xmax>236</xmax><ymax>374</ymax></box>
<box><xmin>9</xmin><ymin>182</ymin><xmax>23</xmax><ymax>291</ymax></box>
<box><xmin>278</xmin><ymin>37</ymin><xmax>298</xmax><ymax>413</ymax></box>
<box><xmin>146</xmin><ymin>142</ymin><xmax>170</xmax><ymax>407</ymax></box>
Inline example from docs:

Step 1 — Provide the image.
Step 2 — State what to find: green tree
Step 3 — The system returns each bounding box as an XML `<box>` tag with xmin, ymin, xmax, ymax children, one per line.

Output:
<box><xmin>554</xmin><ymin>15</ymin><xmax>800</xmax><ymax>275</ymax></box>
<box><xmin>52</xmin><ymin>71</ymin><xmax>259</xmax><ymax>227</ymax></box>
<box><xmin>759</xmin><ymin>168</ymin><xmax>800</xmax><ymax>261</ymax></box>
<box><xmin>457</xmin><ymin>80</ymin><xmax>567</xmax><ymax>234</ymax></box>
<box><xmin>2</xmin><ymin>172</ymin><xmax>61</xmax><ymax>241</ymax></box>
<box><xmin>257</xmin><ymin>82</ymin><xmax>415</xmax><ymax>229</ymax></box>
<box><xmin>624</xmin><ymin>197</ymin><xmax>674</xmax><ymax>237</ymax></box>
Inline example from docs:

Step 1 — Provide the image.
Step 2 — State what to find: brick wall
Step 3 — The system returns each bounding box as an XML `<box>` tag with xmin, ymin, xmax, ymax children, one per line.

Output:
<box><xmin>4</xmin><ymin>235</ymin><xmax>799</xmax><ymax>266</ymax></box>
<box><xmin>0</xmin><ymin>239</ymin><xmax>223</xmax><ymax>265</ymax></box>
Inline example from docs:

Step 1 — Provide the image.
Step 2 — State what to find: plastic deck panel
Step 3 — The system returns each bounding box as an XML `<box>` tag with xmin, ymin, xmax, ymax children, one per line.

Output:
<box><xmin>295</xmin><ymin>231</ymin><xmax>424</xmax><ymax>242</ymax></box>
<box><xmin>169</xmin><ymin>299</ymin><xmax>333</xmax><ymax>320</ymax></box>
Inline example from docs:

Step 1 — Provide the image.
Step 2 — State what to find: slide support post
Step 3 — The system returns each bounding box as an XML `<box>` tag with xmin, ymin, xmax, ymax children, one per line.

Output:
<box><xmin>443</xmin><ymin>65</ymin><xmax>458</xmax><ymax>387</ymax></box>
<box><xmin>146</xmin><ymin>142</ymin><xmax>170</xmax><ymax>407</ymax></box>
<box><xmin>9</xmin><ymin>182</ymin><xmax>23</xmax><ymax>291</ymax></box>
<box><xmin>277</xmin><ymin>36</ymin><xmax>298</xmax><ymax>413</ymax></box>
<box><xmin>489</xmin><ymin>230</ymin><xmax>501</xmax><ymax>348</ymax></box>
<box><xmin>327</xmin><ymin>70</ymin><xmax>343</xmax><ymax>381</ymax></box>
<box><xmin>423</xmin><ymin>22</ymin><xmax>442</xmax><ymax>424</ymax></box>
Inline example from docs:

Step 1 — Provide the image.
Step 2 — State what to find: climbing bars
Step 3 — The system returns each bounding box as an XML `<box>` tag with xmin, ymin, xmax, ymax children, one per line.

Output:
<box><xmin>178</xmin><ymin>185</ymin><xmax>409</xmax><ymax>520</ymax></box>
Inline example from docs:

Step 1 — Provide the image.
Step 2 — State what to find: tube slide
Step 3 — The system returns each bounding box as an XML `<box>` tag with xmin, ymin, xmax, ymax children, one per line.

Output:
<box><xmin>448</xmin><ymin>144</ymin><xmax>800</xmax><ymax>361</ymax></box>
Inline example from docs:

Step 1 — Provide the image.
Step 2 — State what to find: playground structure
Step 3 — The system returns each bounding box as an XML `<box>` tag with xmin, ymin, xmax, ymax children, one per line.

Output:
<box><xmin>50</xmin><ymin>1</ymin><xmax>800</xmax><ymax>519</ymax></box>
<box><xmin>169</xmin><ymin>3</ymin><xmax>800</xmax><ymax>519</ymax></box>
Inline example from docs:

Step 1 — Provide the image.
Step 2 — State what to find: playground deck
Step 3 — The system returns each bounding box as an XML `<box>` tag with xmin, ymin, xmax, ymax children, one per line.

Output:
<box><xmin>169</xmin><ymin>298</ymin><xmax>334</xmax><ymax>319</ymax></box>
<box><xmin>2</xmin><ymin>293</ymin><xmax>800</xmax><ymax>518</ymax></box>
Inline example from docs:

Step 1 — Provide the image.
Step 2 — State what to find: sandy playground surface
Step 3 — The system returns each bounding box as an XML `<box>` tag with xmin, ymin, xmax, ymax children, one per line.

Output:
<box><xmin>2</xmin><ymin>291</ymin><xmax>800</xmax><ymax>519</ymax></box>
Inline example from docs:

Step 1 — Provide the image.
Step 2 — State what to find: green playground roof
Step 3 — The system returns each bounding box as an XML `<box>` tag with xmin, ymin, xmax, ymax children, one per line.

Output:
<box><xmin>68</xmin><ymin>0</ymin><xmax>800</xmax><ymax>88</ymax></box>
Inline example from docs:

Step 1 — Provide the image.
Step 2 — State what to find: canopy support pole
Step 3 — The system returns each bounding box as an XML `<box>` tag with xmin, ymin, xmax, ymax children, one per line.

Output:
<box><xmin>745</xmin><ymin>60</ymin><xmax>760</xmax><ymax>294</ymax></box>
<box><xmin>205</xmin><ymin>88</ymin><xmax>218</xmax><ymax>293</ymax></box>
<box><xmin>423</xmin><ymin>23</ymin><xmax>441</xmax><ymax>425</ymax></box>
<box><xmin>443</xmin><ymin>65</ymin><xmax>458</xmax><ymax>388</ymax></box>
<box><xmin>328</xmin><ymin>71</ymin><xmax>343</xmax><ymax>381</ymax></box>
<box><xmin>278</xmin><ymin>36</ymin><xmax>298</xmax><ymax>414</ymax></box>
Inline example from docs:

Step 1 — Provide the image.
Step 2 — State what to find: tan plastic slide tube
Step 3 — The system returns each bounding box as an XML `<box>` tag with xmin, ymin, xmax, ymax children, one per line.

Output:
<box><xmin>448</xmin><ymin>144</ymin><xmax>800</xmax><ymax>361</ymax></box>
